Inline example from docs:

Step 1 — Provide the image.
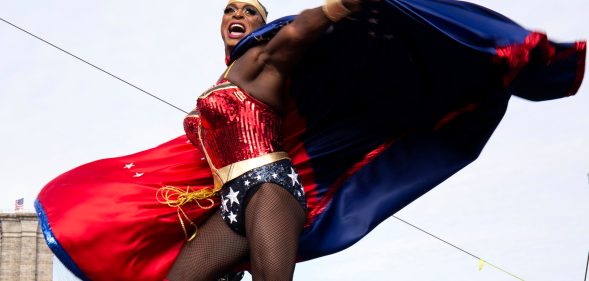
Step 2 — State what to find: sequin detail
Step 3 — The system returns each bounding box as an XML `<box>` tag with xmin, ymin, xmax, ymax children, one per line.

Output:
<box><xmin>183</xmin><ymin>108</ymin><xmax>200</xmax><ymax>147</ymax></box>
<box><xmin>219</xmin><ymin>159</ymin><xmax>307</xmax><ymax>235</ymax></box>
<box><xmin>187</xmin><ymin>80</ymin><xmax>284</xmax><ymax>169</ymax></box>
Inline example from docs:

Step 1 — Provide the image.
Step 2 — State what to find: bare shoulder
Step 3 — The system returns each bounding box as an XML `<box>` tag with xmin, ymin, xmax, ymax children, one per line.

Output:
<box><xmin>226</xmin><ymin>44</ymin><xmax>286</xmax><ymax>111</ymax></box>
<box><xmin>227</xmin><ymin>45</ymin><xmax>267</xmax><ymax>82</ymax></box>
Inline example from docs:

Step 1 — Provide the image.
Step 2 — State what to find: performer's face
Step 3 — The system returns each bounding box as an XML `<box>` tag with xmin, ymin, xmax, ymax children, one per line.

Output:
<box><xmin>221</xmin><ymin>2</ymin><xmax>265</xmax><ymax>50</ymax></box>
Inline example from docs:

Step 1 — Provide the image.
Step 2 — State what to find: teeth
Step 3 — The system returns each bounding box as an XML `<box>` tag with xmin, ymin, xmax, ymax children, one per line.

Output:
<box><xmin>229</xmin><ymin>24</ymin><xmax>245</xmax><ymax>33</ymax></box>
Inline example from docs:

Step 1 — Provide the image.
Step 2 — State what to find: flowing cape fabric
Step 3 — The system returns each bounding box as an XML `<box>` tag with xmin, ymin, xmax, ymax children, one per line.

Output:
<box><xmin>36</xmin><ymin>0</ymin><xmax>585</xmax><ymax>280</ymax></box>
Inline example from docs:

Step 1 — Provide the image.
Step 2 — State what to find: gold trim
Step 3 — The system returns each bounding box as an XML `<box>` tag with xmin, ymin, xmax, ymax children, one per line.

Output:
<box><xmin>233</xmin><ymin>90</ymin><xmax>246</xmax><ymax>102</ymax></box>
<box><xmin>227</xmin><ymin>0</ymin><xmax>267</xmax><ymax>22</ymax></box>
<box><xmin>199</xmin><ymin>82</ymin><xmax>238</xmax><ymax>99</ymax></box>
<box><xmin>197</xmin><ymin>124</ymin><xmax>222</xmax><ymax>193</ymax></box>
<box><xmin>198</xmin><ymin>122</ymin><xmax>289</xmax><ymax>190</ymax></box>
<box><xmin>322</xmin><ymin>0</ymin><xmax>351</xmax><ymax>22</ymax></box>
<box><xmin>224</xmin><ymin>61</ymin><xmax>236</xmax><ymax>79</ymax></box>
<box><xmin>186</xmin><ymin>108</ymin><xmax>199</xmax><ymax>117</ymax></box>
<box><xmin>214</xmin><ymin>151</ymin><xmax>290</xmax><ymax>189</ymax></box>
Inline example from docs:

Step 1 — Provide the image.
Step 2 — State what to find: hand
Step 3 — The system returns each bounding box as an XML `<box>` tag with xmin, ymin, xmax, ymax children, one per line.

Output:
<box><xmin>341</xmin><ymin>0</ymin><xmax>362</xmax><ymax>12</ymax></box>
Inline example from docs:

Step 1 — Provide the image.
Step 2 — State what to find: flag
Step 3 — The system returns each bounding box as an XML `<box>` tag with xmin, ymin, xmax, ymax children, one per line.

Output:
<box><xmin>15</xmin><ymin>198</ymin><xmax>24</xmax><ymax>212</ymax></box>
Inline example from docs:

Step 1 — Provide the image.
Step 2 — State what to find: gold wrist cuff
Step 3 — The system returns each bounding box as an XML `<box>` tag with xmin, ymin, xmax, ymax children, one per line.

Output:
<box><xmin>323</xmin><ymin>0</ymin><xmax>352</xmax><ymax>22</ymax></box>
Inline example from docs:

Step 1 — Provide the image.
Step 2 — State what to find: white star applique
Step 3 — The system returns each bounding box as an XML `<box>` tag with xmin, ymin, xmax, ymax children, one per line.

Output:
<box><xmin>287</xmin><ymin>168</ymin><xmax>300</xmax><ymax>186</ymax></box>
<box><xmin>228</xmin><ymin>212</ymin><xmax>238</xmax><ymax>224</ymax></box>
<box><xmin>271</xmin><ymin>173</ymin><xmax>278</xmax><ymax>179</ymax></box>
<box><xmin>133</xmin><ymin>172</ymin><xmax>144</xmax><ymax>178</ymax></box>
<box><xmin>227</xmin><ymin>187</ymin><xmax>240</xmax><ymax>206</ymax></box>
<box><xmin>124</xmin><ymin>163</ymin><xmax>135</xmax><ymax>169</ymax></box>
<box><xmin>222</xmin><ymin>198</ymin><xmax>229</xmax><ymax>212</ymax></box>
<box><xmin>244</xmin><ymin>180</ymin><xmax>250</xmax><ymax>186</ymax></box>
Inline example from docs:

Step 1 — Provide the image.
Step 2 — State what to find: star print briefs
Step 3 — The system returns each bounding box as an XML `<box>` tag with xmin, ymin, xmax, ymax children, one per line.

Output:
<box><xmin>219</xmin><ymin>159</ymin><xmax>307</xmax><ymax>235</ymax></box>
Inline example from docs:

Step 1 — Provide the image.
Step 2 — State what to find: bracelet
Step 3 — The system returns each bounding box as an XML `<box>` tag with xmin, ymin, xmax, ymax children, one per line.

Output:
<box><xmin>322</xmin><ymin>0</ymin><xmax>352</xmax><ymax>22</ymax></box>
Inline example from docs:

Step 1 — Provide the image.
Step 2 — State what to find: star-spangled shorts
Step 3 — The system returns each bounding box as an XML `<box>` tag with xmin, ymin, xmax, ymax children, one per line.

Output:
<box><xmin>219</xmin><ymin>159</ymin><xmax>307</xmax><ymax>235</ymax></box>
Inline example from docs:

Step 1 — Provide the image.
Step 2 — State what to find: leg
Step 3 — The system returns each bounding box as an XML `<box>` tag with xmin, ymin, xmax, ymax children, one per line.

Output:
<box><xmin>245</xmin><ymin>183</ymin><xmax>306</xmax><ymax>281</ymax></box>
<box><xmin>167</xmin><ymin>210</ymin><xmax>249</xmax><ymax>281</ymax></box>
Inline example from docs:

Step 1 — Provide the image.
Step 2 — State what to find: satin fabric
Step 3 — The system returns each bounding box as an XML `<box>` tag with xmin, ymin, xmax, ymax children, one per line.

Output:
<box><xmin>37</xmin><ymin>0</ymin><xmax>585</xmax><ymax>280</ymax></box>
<box><xmin>37</xmin><ymin>138</ymin><xmax>216</xmax><ymax>280</ymax></box>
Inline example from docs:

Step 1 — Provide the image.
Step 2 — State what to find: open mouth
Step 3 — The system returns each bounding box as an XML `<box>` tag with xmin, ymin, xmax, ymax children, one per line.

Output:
<box><xmin>228</xmin><ymin>23</ymin><xmax>246</xmax><ymax>39</ymax></box>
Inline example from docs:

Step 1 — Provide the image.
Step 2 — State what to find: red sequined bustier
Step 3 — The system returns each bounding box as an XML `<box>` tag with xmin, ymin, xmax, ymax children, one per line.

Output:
<box><xmin>183</xmin><ymin>80</ymin><xmax>284</xmax><ymax>169</ymax></box>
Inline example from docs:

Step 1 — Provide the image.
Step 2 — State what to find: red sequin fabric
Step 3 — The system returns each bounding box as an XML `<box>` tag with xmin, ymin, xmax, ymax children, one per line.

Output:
<box><xmin>183</xmin><ymin>80</ymin><xmax>284</xmax><ymax>169</ymax></box>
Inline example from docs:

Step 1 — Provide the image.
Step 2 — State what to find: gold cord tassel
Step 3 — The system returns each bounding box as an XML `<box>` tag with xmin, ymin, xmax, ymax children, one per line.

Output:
<box><xmin>156</xmin><ymin>186</ymin><xmax>219</xmax><ymax>241</ymax></box>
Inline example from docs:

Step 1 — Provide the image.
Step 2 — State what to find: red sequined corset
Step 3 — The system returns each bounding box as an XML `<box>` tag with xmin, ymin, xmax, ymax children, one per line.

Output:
<box><xmin>183</xmin><ymin>80</ymin><xmax>284</xmax><ymax>169</ymax></box>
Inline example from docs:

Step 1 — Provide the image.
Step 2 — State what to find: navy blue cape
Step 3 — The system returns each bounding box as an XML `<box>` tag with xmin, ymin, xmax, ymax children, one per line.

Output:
<box><xmin>231</xmin><ymin>0</ymin><xmax>585</xmax><ymax>261</ymax></box>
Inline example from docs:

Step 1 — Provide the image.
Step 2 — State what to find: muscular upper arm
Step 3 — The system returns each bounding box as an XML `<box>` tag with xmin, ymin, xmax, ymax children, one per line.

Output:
<box><xmin>229</xmin><ymin>1</ymin><xmax>362</xmax><ymax>107</ymax></box>
<box><xmin>258</xmin><ymin>7</ymin><xmax>332</xmax><ymax>76</ymax></box>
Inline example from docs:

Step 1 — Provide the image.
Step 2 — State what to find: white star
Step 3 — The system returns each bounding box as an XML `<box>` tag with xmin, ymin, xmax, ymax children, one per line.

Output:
<box><xmin>244</xmin><ymin>180</ymin><xmax>250</xmax><ymax>186</ymax></box>
<box><xmin>226</xmin><ymin>188</ymin><xmax>240</xmax><ymax>206</ymax></box>
<box><xmin>124</xmin><ymin>163</ymin><xmax>135</xmax><ymax>169</ymax></box>
<box><xmin>222</xmin><ymin>198</ymin><xmax>229</xmax><ymax>212</ymax></box>
<box><xmin>228</xmin><ymin>212</ymin><xmax>238</xmax><ymax>224</ymax></box>
<box><xmin>287</xmin><ymin>168</ymin><xmax>300</xmax><ymax>186</ymax></box>
<box><xmin>133</xmin><ymin>172</ymin><xmax>144</xmax><ymax>178</ymax></box>
<box><xmin>272</xmin><ymin>173</ymin><xmax>278</xmax><ymax>179</ymax></box>
<box><xmin>256</xmin><ymin>175</ymin><xmax>262</xmax><ymax>180</ymax></box>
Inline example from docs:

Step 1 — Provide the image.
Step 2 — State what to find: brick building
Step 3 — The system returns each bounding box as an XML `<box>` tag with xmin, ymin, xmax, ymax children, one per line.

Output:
<box><xmin>0</xmin><ymin>213</ymin><xmax>53</xmax><ymax>281</ymax></box>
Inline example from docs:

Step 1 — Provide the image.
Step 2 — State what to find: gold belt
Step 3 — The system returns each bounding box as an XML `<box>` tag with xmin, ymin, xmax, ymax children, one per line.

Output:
<box><xmin>198</xmin><ymin>123</ymin><xmax>289</xmax><ymax>190</ymax></box>
<box><xmin>212</xmin><ymin>152</ymin><xmax>290</xmax><ymax>190</ymax></box>
<box><xmin>156</xmin><ymin>126</ymin><xmax>288</xmax><ymax>242</ymax></box>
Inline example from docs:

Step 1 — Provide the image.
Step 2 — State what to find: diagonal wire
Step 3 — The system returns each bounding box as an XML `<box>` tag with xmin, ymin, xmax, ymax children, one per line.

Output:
<box><xmin>393</xmin><ymin>216</ymin><xmax>525</xmax><ymax>280</ymax></box>
<box><xmin>0</xmin><ymin>16</ymin><xmax>188</xmax><ymax>114</ymax></box>
<box><xmin>2</xmin><ymin>13</ymin><xmax>531</xmax><ymax>281</ymax></box>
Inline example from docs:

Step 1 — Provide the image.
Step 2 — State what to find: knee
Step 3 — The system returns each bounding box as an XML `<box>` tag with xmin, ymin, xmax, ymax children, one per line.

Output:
<box><xmin>250</xmin><ymin>250</ymin><xmax>296</xmax><ymax>281</ymax></box>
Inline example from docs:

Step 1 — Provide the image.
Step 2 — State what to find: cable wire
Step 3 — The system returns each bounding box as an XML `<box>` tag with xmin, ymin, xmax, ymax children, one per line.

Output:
<box><xmin>393</xmin><ymin>216</ymin><xmax>525</xmax><ymax>280</ymax></box>
<box><xmin>2</xmin><ymin>14</ymin><xmax>529</xmax><ymax>281</ymax></box>
<box><xmin>0</xmin><ymin>16</ymin><xmax>188</xmax><ymax>114</ymax></box>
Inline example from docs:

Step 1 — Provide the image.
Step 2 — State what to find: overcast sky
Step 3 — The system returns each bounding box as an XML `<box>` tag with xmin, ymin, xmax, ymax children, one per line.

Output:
<box><xmin>0</xmin><ymin>0</ymin><xmax>587</xmax><ymax>280</ymax></box>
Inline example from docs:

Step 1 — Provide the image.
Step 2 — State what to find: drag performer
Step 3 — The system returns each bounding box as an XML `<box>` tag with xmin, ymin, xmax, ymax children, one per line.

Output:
<box><xmin>168</xmin><ymin>0</ymin><xmax>367</xmax><ymax>280</ymax></box>
<box><xmin>35</xmin><ymin>0</ymin><xmax>585</xmax><ymax>280</ymax></box>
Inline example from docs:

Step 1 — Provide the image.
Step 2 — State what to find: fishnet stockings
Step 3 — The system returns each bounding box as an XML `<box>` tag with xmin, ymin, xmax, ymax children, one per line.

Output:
<box><xmin>167</xmin><ymin>183</ymin><xmax>306</xmax><ymax>281</ymax></box>
<box><xmin>245</xmin><ymin>183</ymin><xmax>306</xmax><ymax>281</ymax></box>
<box><xmin>167</xmin><ymin>210</ymin><xmax>248</xmax><ymax>281</ymax></box>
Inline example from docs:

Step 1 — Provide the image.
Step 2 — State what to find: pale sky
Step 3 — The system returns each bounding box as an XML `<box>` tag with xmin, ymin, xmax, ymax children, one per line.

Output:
<box><xmin>0</xmin><ymin>1</ymin><xmax>587</xmax><ymax>280</ymax></box>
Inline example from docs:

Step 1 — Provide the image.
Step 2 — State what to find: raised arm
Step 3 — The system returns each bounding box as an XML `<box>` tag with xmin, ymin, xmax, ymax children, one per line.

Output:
<box><xmin>225</xmin><ymin>0</ymin><xmax>369</xmax><ymax>110</ymax></box>
<box><xmin>261</xmin><ymin>0</ymin><xmax>363</xmax><ymax>75</ymax></box>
